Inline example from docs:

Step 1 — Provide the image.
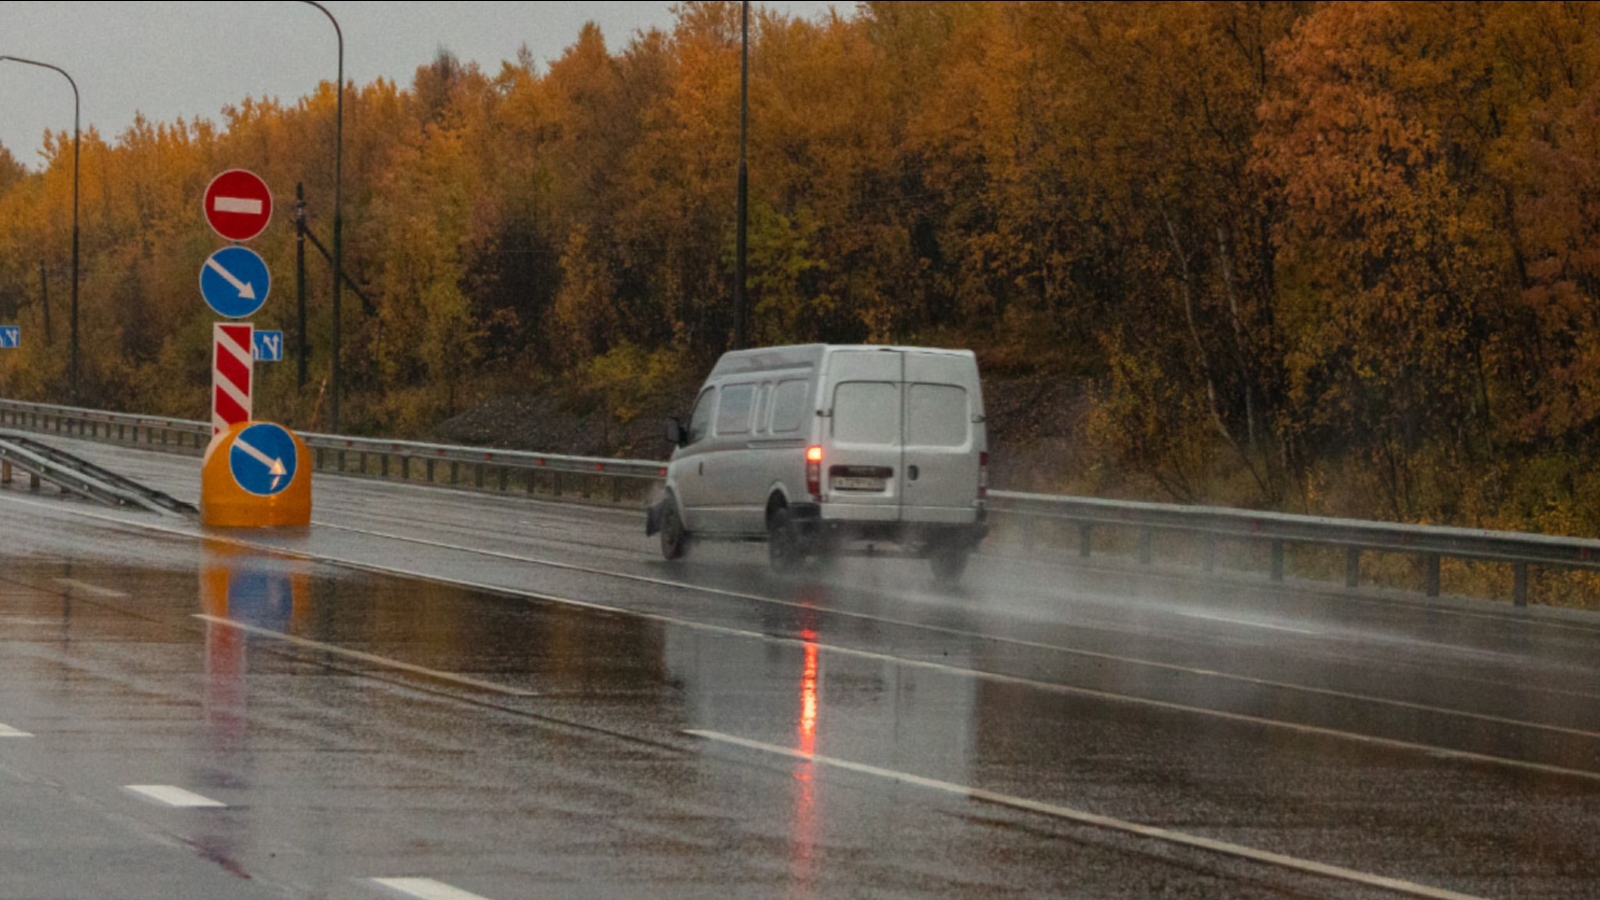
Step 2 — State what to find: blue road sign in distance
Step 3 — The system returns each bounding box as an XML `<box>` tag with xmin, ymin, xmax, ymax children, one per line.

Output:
<box><xmin>253</xmin><ymin>330</ymin><xmax>284</xmax><ymax>362</ymax></box>
<box><xmin>0</xmin><ymin>326</ymin><xmax>17</xmax><ymax>348</ymax></box>
<box><xmin>229</xmin><ymin>423</ymin><xmax>298</xmax><ymax>497</ymax></box>
<box><xmin>200</xmin><ymin>246</ymin><xmax>270</xmax><ymax>318</ymax></box>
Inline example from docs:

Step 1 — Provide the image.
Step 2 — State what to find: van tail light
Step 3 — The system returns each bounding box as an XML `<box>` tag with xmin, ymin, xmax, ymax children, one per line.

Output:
<box><xmin>806</xmin><ymin>445</ymin><xmax>824</xmax><ymax>498</ymax></box>
<box><xmin>979</xmin><ymin>451</ymin><xmax>989</xmax><ymax>500</ymax></box>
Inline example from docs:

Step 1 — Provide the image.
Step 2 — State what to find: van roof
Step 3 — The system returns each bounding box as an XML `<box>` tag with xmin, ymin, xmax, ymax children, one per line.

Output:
<box><xmin>709</xmin><ymin>343</ymin><xmax>975</xmax><ymax>377</ymax></box>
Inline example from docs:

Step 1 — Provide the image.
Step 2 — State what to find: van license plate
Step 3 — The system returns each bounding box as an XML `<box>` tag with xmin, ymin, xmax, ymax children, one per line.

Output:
<box><xmin>832</xmin><ymin>476</ymin><xmax>886</xmax><ymax>491</ymax></box>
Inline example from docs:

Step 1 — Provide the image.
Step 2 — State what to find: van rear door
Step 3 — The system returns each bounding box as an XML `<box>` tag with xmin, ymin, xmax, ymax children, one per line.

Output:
<box><xmin>822</xmin><ymin>349</ymin><xmax>903</xmax><ymax>517</ymax></box>
<box><xmin>900</xmin><ymin>352</ymin><xmax>982</xmax><ymax>522</ymax></box>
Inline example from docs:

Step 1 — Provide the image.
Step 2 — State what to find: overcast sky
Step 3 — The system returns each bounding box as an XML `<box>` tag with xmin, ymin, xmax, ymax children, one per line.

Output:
<box><xmin>2</xmin><ymin>1</ymin><xmax>842</xmax><ymax>169</ymax></box>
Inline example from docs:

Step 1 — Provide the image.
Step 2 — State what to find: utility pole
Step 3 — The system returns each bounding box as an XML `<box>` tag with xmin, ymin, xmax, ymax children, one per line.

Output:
<box><xmin>38</xmin><ymin>263</ymin><xmax>51</xmax><ymax>345</ymax></box>
<box><xmin>295</xmin><ymin>183</ymin><xmax>308</xmax><ymax>389</ymax></box>
<box><xmin>733</xmin><ymin>0</ymin><xmax>750</xmax><ymax>350</ymax></box>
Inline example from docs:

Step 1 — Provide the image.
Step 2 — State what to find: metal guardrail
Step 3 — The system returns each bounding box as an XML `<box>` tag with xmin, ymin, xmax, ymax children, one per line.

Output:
<box><xmin>0</xmin><ymin>430</ymin><xmax>198</xmax><ymax>517</ymax></box>
<box><xmin>0</xmin><ymin>398</ymin><xmax>666</xmax><ymax>505</ymax></box>
<box><xmin>1</xmin><ymin>396</ymin><xmax>1591</xmax><ymax>607</ymax></box>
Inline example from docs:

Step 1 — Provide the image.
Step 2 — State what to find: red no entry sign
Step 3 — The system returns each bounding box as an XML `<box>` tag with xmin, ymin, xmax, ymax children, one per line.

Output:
<box><xmin>204</xmin><ymin>169</ymin><xmax>273</xmax><ymax>242</ymax></box>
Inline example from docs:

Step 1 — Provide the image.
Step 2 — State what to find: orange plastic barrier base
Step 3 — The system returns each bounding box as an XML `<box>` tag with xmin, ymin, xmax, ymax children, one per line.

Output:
<box><xmin>201</xmin><ymin>421</ymin><xmax>312</xmax><ymax>527</ymax></box>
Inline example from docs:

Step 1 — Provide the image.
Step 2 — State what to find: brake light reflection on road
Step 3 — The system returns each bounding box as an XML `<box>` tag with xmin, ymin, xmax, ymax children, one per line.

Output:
<box><xmin>799</xmin><ymin>633</ymin><xmax>819</xmax><ymax>758</ymax></box>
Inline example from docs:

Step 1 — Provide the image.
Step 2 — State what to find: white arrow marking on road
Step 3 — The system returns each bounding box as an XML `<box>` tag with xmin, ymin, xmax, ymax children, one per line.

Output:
<box><xmin>234</xmin><ymin>435</ymin><xmax>287</xmax><ymax>489</ymax></box>
<box><xmin>213</xmin><ymin>196</ymin><xmax>263</xmax><ymax>215</ymax></box>
<box><xmin>206</xmin><ymin>256</ymin><xmax>257</xmax><ymax>300</ymax></box>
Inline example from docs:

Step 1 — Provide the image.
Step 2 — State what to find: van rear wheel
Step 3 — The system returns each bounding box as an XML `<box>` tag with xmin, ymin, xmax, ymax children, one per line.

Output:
<box><xmin>768</xmin><ymin>507</ymin><xmax>803</xmax><ymax>573</ymax></box>
<box><xmin>929</xmin><ymin>545</ymin><xmax>970</xmax><ymax>584</ymax></box>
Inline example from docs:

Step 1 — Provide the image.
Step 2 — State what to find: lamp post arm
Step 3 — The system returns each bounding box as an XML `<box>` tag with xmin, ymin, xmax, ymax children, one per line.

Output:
<box><xmin>299</xmin><ymin>0</ymin><xmax>345</xmax><ymax>432</ymax></box>
<box><xmin>0</xmin><ymin>56</ymin><xmax>80</xmax><ymax>402</ymax></box>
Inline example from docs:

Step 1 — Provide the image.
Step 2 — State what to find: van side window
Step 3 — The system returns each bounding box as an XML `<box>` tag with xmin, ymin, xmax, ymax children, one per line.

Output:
<box><xmin>832</xmin><ymin>382</ymin><xmax>900</xmax><ymax>445</ymax></box>
<box><xmin>716</xmin><ymin>384</ymin><xmax>755</xmax><ymax>436</ymax></box>
<box><xmin>906</xmin><ymin>384</ymin><xmax>969</xmax><ymax>447</ymax></box>
<box><xmin>688</xmin><ymin>387</ymin><xmax>717</xmax><ymax>444</ymax></box>
<box><xmin>754</xmin><ymin>383</ymin><xmax>772</xmax><ymax>435</ymax></box>
<box><xmin>770</xmin><ymin>379</ymin><xmax>809</xmax><ymax>434</ymax></box>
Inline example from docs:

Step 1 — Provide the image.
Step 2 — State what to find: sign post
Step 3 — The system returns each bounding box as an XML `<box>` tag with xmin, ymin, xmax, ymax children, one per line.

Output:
<box><xmin>211</xmin><ymin>323</ymin><xmax>253</xmax><ymax>435</ymax></box>
<box><xmin>199</xmin><ymin>168</ymin><xmax>310</xmax><ymax>527</ymax></box>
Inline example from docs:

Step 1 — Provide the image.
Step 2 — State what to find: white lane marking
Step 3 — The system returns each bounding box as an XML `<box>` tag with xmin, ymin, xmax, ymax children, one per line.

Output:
<box><xmin>125</xmin><ymin>785</ymin><xmax>226</xmax><ymax>808</ymax></box>
<box><xmin>53</xmin><ymin>577</ymin><xmax>129</xmax><ymax>598</ymax></box>
<box><xmin>5</xmin><ymin>493</ymin><xmax>1599</xmax><ymax>782</ymax></box>
<box><xmin>0</xmin><ymin>723</ymin><xmax>33</xmax><ymax>737</ymax></box>
<box><xmin>689</xmin><ymin>730</ymin><xmax>1489</xmax><ymax>900</ymax></box>
<box><xmin>193</xmin><ymin>615</ymin><xmax>539</xmax><ymax>698</ymax></box>
<box><xmin>372</xmin><ymin>878</ymin><xmax>495</xmax><ymax>900</ymax></box>
<box><xmin>213</xmin><ymin>196</ymin><xmax>263</xmax><ymax>215</ymax></box>
<box><xmin>1175</xmin><ymin>611</ymin><xmax>1320</xmax><ymax>635</ymax></box>
<box><xmin>313</xmin><ymin>522</ymin><xmax>1600</xmax><ymax>743</ymax></box>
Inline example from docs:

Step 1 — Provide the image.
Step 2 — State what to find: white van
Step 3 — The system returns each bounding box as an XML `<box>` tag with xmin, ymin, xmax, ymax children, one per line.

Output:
<box><xmin>647</xmin><ymin>344</ymin><xmax>989</xmax><ymax>581</ymax></box>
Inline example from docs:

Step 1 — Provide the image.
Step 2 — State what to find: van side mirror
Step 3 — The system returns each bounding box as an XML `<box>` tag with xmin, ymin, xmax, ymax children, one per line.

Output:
<box><xmin>665</xmin><ymin>416</ymin><xmax>687</xmax><ymax>447</ymax></box>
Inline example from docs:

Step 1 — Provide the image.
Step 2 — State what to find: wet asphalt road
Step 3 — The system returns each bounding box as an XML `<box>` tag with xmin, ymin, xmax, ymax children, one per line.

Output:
<box><xmin>2</xmin><ymin>436</ymin><xmax>1600</xmax><ymax>899</ymax></box>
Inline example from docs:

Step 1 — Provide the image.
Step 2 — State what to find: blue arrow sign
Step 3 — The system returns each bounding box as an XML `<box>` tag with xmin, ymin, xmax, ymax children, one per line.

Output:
<box><xmin>252</xmin><ymin>330</ymin><xmax>284</xmax><ymax>362</ymax></box>
<box><xmin>200</xmin><ymin>246</ymin><xmax>270</xmax><ymax>318</ymax></box>
<box><xmin>0</xmin><ymin>326</ymin><xmax>17</xmax><ymax>348</ymax></box>
<box><xmin>229</xmin><ymin>423</ymin><xmax>298</xmax><ymax>496</ymax></box>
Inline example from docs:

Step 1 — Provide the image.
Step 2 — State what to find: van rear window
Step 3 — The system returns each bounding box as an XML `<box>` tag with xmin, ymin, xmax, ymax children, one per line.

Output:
<box><xmin>833</xmin><ymin>382</ymin><xmax>900</xmax><ymax>445</ymax></box>
<box><xmin>906</xmin><ymin>384</ymin><xmax>969</xmax><ymax>447</ymax></box>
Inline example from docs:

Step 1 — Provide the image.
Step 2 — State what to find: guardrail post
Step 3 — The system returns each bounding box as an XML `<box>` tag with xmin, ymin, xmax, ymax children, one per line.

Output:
<box><xmin>380</xmin><ymin>453</ymin><xmax>390</xmax><ymax>478</ymax></box>
<box><xmin>1513</xmin><ymin>562</ymin><xmax>1529</xmax><ymax>608</ymax></box>
<box><xmin>1138</xmin><ymin>527</ymin><xmax>1153</xmax><ymax>566</ymax></box>
<box><xmin>1</xmin><ymin>460</ymin><xmax>9</xmax><ymax>484</ymax></box>
<box><xmin>475</xmin><ymin>464</ymin><xmax>485</xmax><ymax>490</ymax></box>
<box><xmin>527</xmin><ymin>470</ymin><xmax>538</xmax><ymax>495</ymax></box>
<box><xmin>1203</xmin><ymin>534</ymin><xmax>1217</xmax><ymax>574</ymax></box>
<box><xmin>358</xmin><ymin>451</ymin><xmax>367</xmax><ymax>474</ymax></box>
<box><xmin>28</xmin><ymin>471</ymin><xmax>40</xmax><ymax>491</ymax></box>
<box><xmin>1345</xmin><ymin>547</ymin><xmax>1361</xmax><ymax>589</ymax></box>
<box><xmin>1424</xmin><ymin>554</ymin><xmax>1442</xmax><ymax>598</ymax></box>
<box><xmin>553</xmin><ymin>472</ymin><xmax>563</xmax><ymax>497</ymax></box>
<box><xmin>400</xmin><ymin>456</ymin><xmax>410</xmax><ymax>481</ymax></box>
<box><xmin>499</xmin><ymin>467</ymin><xmax>509</xmax><ymax>492</ymax></box>
<box><xmin>1079</xmin><ymin>523</ymin><xmax>1092</xmax><ymax>559</ymax></box>
<box><xmin>611</xmin><ymin>477</ymin><xmax>623</xmax><ymax>504</ymax></box>
<box><xmin>1270</xmin><ymin>540</ymin><xmax>1285</xmax><ymax>582</ymax></box>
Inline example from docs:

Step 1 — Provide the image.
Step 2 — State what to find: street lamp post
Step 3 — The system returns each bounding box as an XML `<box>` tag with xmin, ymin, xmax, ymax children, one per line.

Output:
<box><xmin>300</xmin><ymin>1</ymin><xmax>344</xmax><ymax>433</ymax></box>
<box><xmin>733</xmin><ymin>0</ymin><xmax>750</xmax><ymax>351</ymax></box>
<box><xmin>1</xmin><ymin>56</ymin><xmax>79</xmax><ymax>403</ymax></box>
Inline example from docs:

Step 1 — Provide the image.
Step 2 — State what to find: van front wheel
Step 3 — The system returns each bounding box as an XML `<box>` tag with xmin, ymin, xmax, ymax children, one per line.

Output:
<box><xmin>660</xmin><ymin>496</ymin><xmax>689</xmax><ymax>561</ymax></box>
<box><xmin>768</xmin><ymin>507</ymin><xmax>803</xmax><ymax>573</ymax></box>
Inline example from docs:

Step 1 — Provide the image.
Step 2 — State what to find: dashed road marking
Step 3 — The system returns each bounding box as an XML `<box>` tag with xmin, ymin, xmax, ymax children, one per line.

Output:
<box><xmin>125</xmin><ymin>785</ymin><xmax>226</xmax><ymax>808</ymax></box>
<box><xmin>372</xmin><ymin>877</ymin><xmax>495</xmax><ymax>900</ymax></box>
<box><xmin>0</xmin><ymin>723</ymin><xmax>33</xmax><ymax>737</ymax></box>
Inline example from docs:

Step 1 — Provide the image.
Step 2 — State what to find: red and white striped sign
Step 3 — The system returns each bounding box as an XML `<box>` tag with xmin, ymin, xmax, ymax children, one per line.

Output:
<box><xmin>212</xmin><ymin>323</ymin><xmax>254</xmax><ymax>434</ymax></box>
